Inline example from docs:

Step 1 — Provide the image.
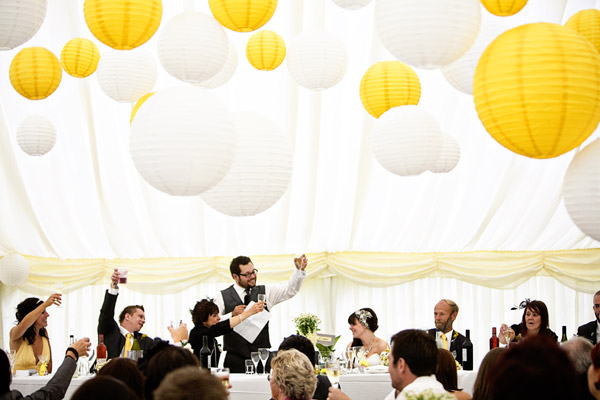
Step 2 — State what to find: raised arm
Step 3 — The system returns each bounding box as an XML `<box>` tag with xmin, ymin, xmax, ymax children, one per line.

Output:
<box><xmin>266</xmin><ymin>255</ymin><xmax>308</xmax><ymax>308</ymax></box>
<box><xmin>9</xmin><ymin>294</ymin><xmax>61</xmax><ymax>351</ymax></box>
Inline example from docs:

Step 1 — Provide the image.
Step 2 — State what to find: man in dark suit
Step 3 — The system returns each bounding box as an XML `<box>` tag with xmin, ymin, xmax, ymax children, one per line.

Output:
<box><xmin>427</xmin><ymin>299</ymin><xmax>466</xmax><ymax>365</ymax></box>
<box><xmin>577</xmin><ymin>290</ymin><xmax>600</xmax><ymax>345</ymax></box>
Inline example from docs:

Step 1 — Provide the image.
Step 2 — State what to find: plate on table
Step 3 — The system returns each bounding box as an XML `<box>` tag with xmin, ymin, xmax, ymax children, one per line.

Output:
<box><xmin>365</xmin><ymin>365</ymin><xmax>388</xmax><ymax>374</ymax></box>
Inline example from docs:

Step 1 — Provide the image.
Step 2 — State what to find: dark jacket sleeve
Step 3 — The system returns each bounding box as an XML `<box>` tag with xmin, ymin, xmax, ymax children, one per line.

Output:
<box><xmin>98</xmin><ymin>290</ymin><xmax>119</xmax><ymax>336</ymax></box>
<box><xmin>8</xmin><ymin>356</ymin><xmax>76</xmax><ymax>400</ymax></box>
<box><xmin>208</xmin><ymin>319</ymin><xmax>233</xmax><ymax>337</ymax></box>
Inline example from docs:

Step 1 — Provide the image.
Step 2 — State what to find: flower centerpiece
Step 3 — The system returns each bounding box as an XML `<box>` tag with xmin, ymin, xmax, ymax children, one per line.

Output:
<box><xmin>403</xmin><ymin>389</ymin><xmax>454</xmax><ymax>400</ymax></box>
<box><xmin>293</xmin><ymin>313</ymin><xmax>340</xmax><ymax>362</ymax></box>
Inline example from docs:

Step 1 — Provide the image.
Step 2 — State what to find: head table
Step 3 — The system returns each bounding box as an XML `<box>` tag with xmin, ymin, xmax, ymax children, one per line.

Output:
<box><xmin>11</xmin><ymin>370</ymin><xmax>477</xmax><ymax>400</ymax></box>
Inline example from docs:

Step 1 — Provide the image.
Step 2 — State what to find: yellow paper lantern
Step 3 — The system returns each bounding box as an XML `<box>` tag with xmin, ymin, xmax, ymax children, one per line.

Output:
<box><xmin>9</xmin><ymin>47</ymin><xmax>62</xmax><ymax>100</ymax></box>
<box><xmin>246</xmin><ymin>30</ymin><xmax>286</xmax><ymax>71</ymax></box>
<box><xmin>565</xmin><ymin>9</ymin><xmax>600</xmax><ymax>54</ymax></box>
<box><xmin>83</xmin><ymin>0</ymin><xmax>162</xmax><ymax>50</ymax></box>
<box><xmin>130</xmin><ymin>92</ymin><xmax>155</xmax><ymax>124</ymax></box>
<box><xmin>481</xmin><ymin>0</ymin><xmax>527</xmax><ymax>17</ymax></box>
<box><xmin>60</xmin><ymin>38</ymin><xmax>100</xmax><ymax>78</ymax></box>
<box><xmin>359</xmin><ymin>61</ymin><xmax>421</xmax><ymax>119</ymax></box>
<box><xmin>473</xmin><ymin>23</ymin><xmax>600</xmax><ymax>159</ymax></box>
<box><xmin>209</xmin><ymin>0</ymin><xmax>277</xmax><ymax>32</ymax></box>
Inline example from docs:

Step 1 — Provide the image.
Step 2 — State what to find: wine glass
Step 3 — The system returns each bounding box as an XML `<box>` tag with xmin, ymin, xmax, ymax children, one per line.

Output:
<box><xmin>343</xmin><ymin>348</ymin><xmax>355</xmax><ymax>371</ymax></box>
<box><xmin>7</xmin><ymin>350</ymin><xmax>16</xmax><ymax>376</ymax></box>
<box><xmin>251</xmin><ymin>351</ymin><xmax>260</xmax><ymax>375</ymax></box>
<box><xmin>503</xmin><ymin>327</ymin><xmax>513</xmax><ymax>346</ymax></box>
<box><xmin>258</xmin><ymin>348</ymin><xmax>269</xmax><ymax>374</ymax></box>
<box><xmin>325</xmin><ymin>358</ymin><xmax>341</xmax><ymax>387</ymax></box>
<box><xmin>55</xmin><ymin>282</ymin><xmax>63</xmax><ymax>308</ymax></box>
<box><xmin>257</xmin><ymin>294</ymin><xmax>266</xmax><ymax>303</ymax></box>
<box><xmin>37</xmin><ymin>354</ymin><xmax>49</xmax><ymax>375</ymax></box>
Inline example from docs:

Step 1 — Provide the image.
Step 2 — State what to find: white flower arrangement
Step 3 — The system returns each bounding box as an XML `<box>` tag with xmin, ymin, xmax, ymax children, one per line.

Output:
<box><xmin>402</xmin><ymin>390</ymin><xmax>454</xmax><ymax>400</ymax></box>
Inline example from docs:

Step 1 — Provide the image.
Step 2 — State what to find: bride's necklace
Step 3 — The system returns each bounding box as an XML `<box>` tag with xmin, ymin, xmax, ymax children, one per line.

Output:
<box><xmin>364</xmin><ymin>337</ymin><xmax>377</xmax><ymax>355</ymax></box>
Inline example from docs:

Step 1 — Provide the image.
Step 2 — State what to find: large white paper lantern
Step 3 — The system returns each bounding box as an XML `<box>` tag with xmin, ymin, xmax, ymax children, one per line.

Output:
<box><xmin>195</xmin><ymin>42</ymin><xmax>238</xmax><ymax>89</ymax></box>
<box><xmin>130</xmin><ymin>86</ymin><xmax>235</xmax><ymax>196</ymax></box>
<box><xmin>563</xmin><ymin>139</ymin><xmax>600</xmax><ymax>241</ymax></box>
<box><xmin>201</xmin><ymin>111</ymin><xmax>293</xmax><ymax>216</ymax></box>
<box><xmin>332</xmin><ymin>0</ymin><xmax>372</xmax><ymax>10</ymax></box>
<box><xmin>375</xmin><ymin>0</ymin><xmax>481</xmax><ymax>69</ymax></box>
<box><xmin>0</xmin><ymin>252</ymin><xmax>29</xmax><ymax>286</ymax></box>
<box><xmin>97</xmin><ymin>49</ymin><xmax>157</xmax><ymax>103</ymax></box>
<box><xmin>371</xmin><ymin>105</ymin><xmax>444</xmax><ymax>176</ymax></box>
<box><xmin>287</xmin><ymin>29</ymin><xmax>348</xmax><ymax>90</ymax></box>
<box><xmin>16</xmin><ymin>115</ymin><xmax>56</xmax><ymax>156</ymax></box>
<box><xmin>0</xmin><ymin>0</ymin><xmax>47</xmax><ymax>50</ymax></box>
<box><xmin>158</xmin><ymin>11</ymin><xmax>229</xmax><ymax>83</ymax></box>
<box><xmin>430</xmin><ymin>134</ymin><xmax>460</xmax><ymax>173</ymax></box>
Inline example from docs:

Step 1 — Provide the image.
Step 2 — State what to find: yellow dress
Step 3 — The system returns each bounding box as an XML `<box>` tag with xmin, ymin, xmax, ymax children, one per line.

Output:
<box><xmin>13</xmin><ymin>336</ymin><xmax>50</xmax><ymax>373</ymax></box>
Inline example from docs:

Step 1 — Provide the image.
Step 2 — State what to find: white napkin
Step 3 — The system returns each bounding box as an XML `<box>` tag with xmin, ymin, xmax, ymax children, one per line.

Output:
<box><xmin>233</xmin><ymin>301</ymin><xmax>270</xmax><ymax>343</ymax></box>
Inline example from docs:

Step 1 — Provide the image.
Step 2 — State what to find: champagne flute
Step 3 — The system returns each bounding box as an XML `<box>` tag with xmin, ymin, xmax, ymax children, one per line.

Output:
<box><xmin>503</xmin><ymin>327</ymin><xmax>513</xmax><ymax>346</ymax></box>
<box><xmin>257</xmin><ymin>293</ymin><xmax>266</xmax><ymax>304</ymax></box>
<box><xmin>251</xmin><ymin>351</ymin><xmax>260</xmax><ymax>375</ymax></box>
<box><xmin>8</xmin><ymin>350</ymin><xmax>16</xmax><ymax>376</ymax></box>
<box><xmin>55</xmin><ymin>282</ymin><xmax>63</xmax><ymax>308</ymax></box>
<box><xmin>325</xmin><ymin>358</ymin><xmax>341</xmax><ymax>387</ymax></box>
<box><xmin>258</xmin><ymin>348</ymin><xmax>270</xmax><ymax>374</ymax></box>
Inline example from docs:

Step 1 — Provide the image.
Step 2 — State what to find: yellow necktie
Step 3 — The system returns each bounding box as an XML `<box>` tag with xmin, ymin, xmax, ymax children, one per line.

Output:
<box><xmin>124</xmin><ymin>333</ymin><xmax>132</xmax><ymax>357</ymax></box>
<box><xmin>441</xmin><ymin>333</ymin><xmax>448</xmax><ymax>350</ymax></box>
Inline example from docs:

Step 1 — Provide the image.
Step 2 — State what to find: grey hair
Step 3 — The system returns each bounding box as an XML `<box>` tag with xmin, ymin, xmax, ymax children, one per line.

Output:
<box><xmin>561</xmin><ymin>336</ymin><xmax>593</xmax><ymax>374</ymax></box>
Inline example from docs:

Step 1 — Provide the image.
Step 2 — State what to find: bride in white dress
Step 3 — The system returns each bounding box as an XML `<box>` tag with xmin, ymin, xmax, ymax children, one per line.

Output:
<box><xmin>345</xmin><ymin>308</ymin><xmax>389</xmax><ymax>366</ymax></box>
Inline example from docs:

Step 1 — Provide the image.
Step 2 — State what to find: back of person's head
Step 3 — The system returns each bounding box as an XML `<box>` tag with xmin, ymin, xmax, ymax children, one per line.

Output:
<box><xmin>561</xmin><ymin>336</ymin><xmax>594</xmax><ymax>375</ymax></box>
<box><xmin>230</xmin><ymin>256</ymin><xmax>252</xmax><ymax>276</ymax></box>
<box><xmin>279</xmin><ymin>334</ymin><xmax>317</xmax><ymax>365</ymax></box>
<box><xmin>72</xmin><ymin>376</ymin><xmax>138</xmax><ymax>400</ymax></box>
<box><xmin>591</xmin><ymin>342</ymin><xmax>600</xmax><ymax>392</ymax></box>
<box><xmin>472</xmin><ymin>347</ymin><xmax>505</xmax><ymax>400</ymax></box>
<box><xmin>144</xmin><ymin>344</ymin><xmax>199</xmax><ymax>400</ymax></box>
<box><xmin>271</xmin><ymin>349</ymin><xmax>317</xmax><ymax>400</ymax></box>
<box><xmin>97</xmin><ymin>358</ymin><xmax>144</xmax><ymax>399</ymax></box>
<box><xmin>490</xmin><ymin>335</ymin><xmax>577</xmax><ymax>400</ymax></box>
<box><xmin>0</xmin><ymin>349</ymin><xmax>11</xmax><ymax>394</ymax></box>
<box><xmin>348</xmin><ymin>308</ymin><xmax>379</xmax><ymax>332</ymax></box>
<box><xmin>154</xmin><ymin>366</ymin><xmax>227</xmax><ymax>400</ymax></box>
<box><xmin>190</xmin><ymin>299</ymin><xmax>219</xmax><ymax>326</ymax></box>
<box><xmin>390</xmin><ymin>329</ymin><xmax>437</xmax><ymax>377</ymax></box>
<box><xmin>15</xmin><ymin>297</ymin><xmax>47</xmax><ymax>344</ymax></box>
<box><xmin>435</xmin><ymin>348</ymin><xmax>460</xmax><ymax>392</ymax></box>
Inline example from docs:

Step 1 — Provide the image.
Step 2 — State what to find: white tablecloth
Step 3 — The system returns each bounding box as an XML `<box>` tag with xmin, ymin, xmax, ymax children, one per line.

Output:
<box><xmin>11</xmin><ymin>374</ymin><xmax>93</xmax><ymax>400</ymax></box>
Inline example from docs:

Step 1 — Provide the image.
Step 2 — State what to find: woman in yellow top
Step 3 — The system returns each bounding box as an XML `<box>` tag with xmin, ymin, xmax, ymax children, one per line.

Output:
<box><xmin>9</xmin><ymin>294</ymin><xmax>61</xmax><ymax>374</ymax></box>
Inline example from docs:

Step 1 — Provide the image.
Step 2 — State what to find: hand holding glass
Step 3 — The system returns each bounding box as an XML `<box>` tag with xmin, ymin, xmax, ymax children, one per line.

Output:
<box><xmin>325</xmin><ymin>359</ymin><xmax>341</xmax><ymax>387</ymax></box>
<box><xmin>257</xmin><ymin>294</ymin><xmax>266</xmax><ymax>303</ymax></box>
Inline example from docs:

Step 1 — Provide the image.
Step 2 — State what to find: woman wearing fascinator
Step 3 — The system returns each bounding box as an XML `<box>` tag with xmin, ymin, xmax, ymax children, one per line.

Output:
<box><xmin>499</xmin><ymin>299</ymin><xmax>557</xmax><ymax>345</ymax></box>
<box><xmin>345</xmin><ymin>308</ymin><xmax>389</xmax><ymax>366</ymax></box>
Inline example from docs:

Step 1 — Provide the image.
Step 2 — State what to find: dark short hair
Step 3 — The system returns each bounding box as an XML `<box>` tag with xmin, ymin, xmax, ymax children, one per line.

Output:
<box><xmin>348</xmin><ymin>308</ymin><xmax>379</xmax><ymax>332</ymax></box>
<box><xmin>519</xmin><ymin>300</ymin><xmax>550</xmax><ymax>337</ymax></box>
<box><xmin>230</xmin><ymin>256</ymin><xmax>252</xmax><ymax>276</ymax></box>
<box><xmin>0</xmin><ymin>349</ymin><xmax>11</xmax><ymax>394</ymax></box>
<box><xmin>119</xmin><ymin>305</ymin><xmax>145</xmax><ymax>324</ymax></box>
<box><xmin>97</xmin><ymin>358</ymin><xmax>144</xmax><ymax>399</ymax></box>
<box><xmin>15</xmin><ymin>297</ymin><xmax>48</xmax><ymax>345</ymax></box>
<box><xmin>390</xmin><ymin>329</ymin><xmax>437</xmax><ymax>377</ymax></box>
<box><xmin>592</xmin><ymin>342</ymin><xmax>600</xmax><ymax>369</ymax></box>
<box><xmin>435</xmin><ymin>348</ymin><xmax>461</xmax><ymax>392</ymax></box>
<box><xmin>490</xmin><ymin>335</ymin><xmax>577</xmax><ymax>399</ymax></box>
<box><xmin>154</xmin><ymin>366</ymin><xmax>227</xmax><ymax>400</ymax></box>
<box><xmin>279</xmin><ymin>334</ymin><xmax>318</xmax><ymax>365</ymax></box>
<box><xmin>72</xmin><ymin>376</ymin><xmax>138</xmax><ymax>400</ymax></box>
<box><xmin>144</xmin><ymin>345</ymin><xmax>199</xmax><ymax>400</ymax></box>
<box><xmin>190</xmin><ymin>300</ymin><xmax>220</xmax><ymax>326</ymax></box>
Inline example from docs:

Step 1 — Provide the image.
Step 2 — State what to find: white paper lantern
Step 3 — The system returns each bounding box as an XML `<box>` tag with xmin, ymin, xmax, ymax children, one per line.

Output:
<box><xmin>130</xmin><ymin>86</ymin><xmax>235</xmax><ymax>196</ymax></box>
<box><xmin>563</xmin><ymin>139</ymin><xmax>600</xmax><ymax>241</ymax></box>
<box><xmin>97</xmin><ymin>49</ymin><xmax>157</xmax><ymax>103</ymax></box>
<box><xmin>371</xmin><ymin>105</ymin><xmax>444</xmax><ymax>176</ymax></box>
<box><xmin>287</xmin><ymin>29</ymin><xmax>348</xmax><ymax>90</ymax></box>
<box><xmin>195</xmin><ymin>42</ymin><xmax>238</xmax><ymax>89</ymax></box>
<box><xmin>201</xmin><ymin>111</ymin><xmax>293</xmax><ymax>216</ymax></box>
<box><xmin>0</xmin><ymin>0</ymin><xmax>47</xmax><ymax>50</ymax></box>
<box><xmin>16</xmin><ymin>115</ymin><xmax>56</xmax><ymax>156</ymax></box>
<box><xmin>375</xmin><ymin>0</ymin><xmax>481</xmax><ymax>69</ymax></box>
<box><xmin>430</xmin><ymin>134</ymin><xmax>460</xmax><ymax>173</ymax></box>
<box><xmin>157</xmin><ymin>11</ymin><xmax>229</xmax><ymax>83</ymax></box>
<box><xmin>0</xmin><ymin>252</ymin><xmax>29</xmax><ymax>286</ymax></box>
<box><xmin>332</xmin><ymin>0</ymin><xmax>372</xmax><ymax>10</ymax></box>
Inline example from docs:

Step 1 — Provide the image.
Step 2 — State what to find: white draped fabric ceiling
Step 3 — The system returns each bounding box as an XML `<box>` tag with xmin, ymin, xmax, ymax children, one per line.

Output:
<box><xmin>1</xmin><ymin>0</ymin><xmax>599</xmax><ymax>368</ymax></box>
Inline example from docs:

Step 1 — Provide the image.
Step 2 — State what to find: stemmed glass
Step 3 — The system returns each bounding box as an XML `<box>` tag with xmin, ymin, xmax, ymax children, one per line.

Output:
<box><xmin>37</xmin><ymin>354</ymin><xmax>49</xmax><ymax>375</ymax></box>
<box><xmin>250</xmin><ymin>351</ymin><xmax>260</xmax><ymax>375</ymax></box>
<box><xmin>55</xmin><ymin>282</ymin><xmax>63</xmax><ymax>308</ymax></box>
<box><xmin>350</xmin><ymin>346</ymin><xmax>361</xmax><ymax>373</ymax></box>
<box><xmin>343</xmin><ymin>348</ymin><xmax>355</xmax><ymax>372</ymax></box>
<box><xmin>503</xmin><ymin>327</ymin><xmax>514</xmax><ymax>347</ymax></box>
<box><xmin>257</xmin><ymin>294</ymin><xmax>266</xmax><ymax>303</ymax></box>
<box><xmin>258</xmin><ymin>348</ymin><xmax>270</xmax><ymax>375</ymax></box>
<box><xmin>7</xmin><ymin>350</ymin><xmax>16</xmax><ymax>376</ymax></box>
<box><xmin>325</xmin><ymin>358</ymin><xmax>341</xmax><ymax>388</ymax></box>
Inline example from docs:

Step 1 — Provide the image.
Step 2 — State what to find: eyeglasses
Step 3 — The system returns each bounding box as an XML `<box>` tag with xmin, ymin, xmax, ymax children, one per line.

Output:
<box><xmin>238</xmin><ymin>269</ymin><xmax>258</xmax><ymax>278</ymax></box>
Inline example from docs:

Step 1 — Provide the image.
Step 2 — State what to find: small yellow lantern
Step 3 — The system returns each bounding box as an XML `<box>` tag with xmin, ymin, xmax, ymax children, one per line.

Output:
<box><xmin>9</xmin><ymin>47</ymin><xmax>62</xmax><ymax>100</ymax></box>
<box><xmin>130</xmin><ymin>92</ymin><xmax>155</xmax><ymax>124</ymax></box>
<box><xmin>565</xmin><ymin>9</ymin><xmax>600</xmax><ymax>54</ymax></box>
<box><xmin>60</xmin><ymin>38</ymin><xmax>100</xmax><ymax>78</ymax></box>
<box><xmin>83</xmin><ymin>0</ymin><xmax>162</xmax><ymax>50</ymax></box>
<box><xmin>209</xmin><ymin>0</ymin><xmax>277</xmax><ymax>32</ymax></box>
<box><xmin>473</xmin><ymin>23</ymin><xmax>600</xmax><ymax>159</ymax></box>
<box><xmin>481</xmin><ymin>0</ymin><xmax>528</xmax><ymax>17</ymax></box>
<box><xmin>246</xmin><ymin>30</ymin><xmax>286</xmax><ymax>71</ymax></box>
<box><xmin>359</xmin><ymin>61</ymin><xmax>421</xmax><ymax>118</ymax></box>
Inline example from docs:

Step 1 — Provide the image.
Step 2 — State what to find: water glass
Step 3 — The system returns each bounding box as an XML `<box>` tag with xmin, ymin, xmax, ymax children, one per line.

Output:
<box><xmin>245</xmin><ymin>359</ymin><xmax>254</xmax><ymax>374</ymax></box>
<box><xmin>117</xmin><ymin>268</ymin><xmax>128</xmax><ymax>284</ymax></box>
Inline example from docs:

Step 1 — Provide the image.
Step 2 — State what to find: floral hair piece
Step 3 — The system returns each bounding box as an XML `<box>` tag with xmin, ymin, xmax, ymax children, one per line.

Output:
<box><xmin>510</xmin><ymin>298</ymin><xmax>531</xmax><ymax>310</ymax></box>
<box><xmin>355</xmin><ymin>309</ymin><xmax>372</xmax><ymax>327</ymax></box>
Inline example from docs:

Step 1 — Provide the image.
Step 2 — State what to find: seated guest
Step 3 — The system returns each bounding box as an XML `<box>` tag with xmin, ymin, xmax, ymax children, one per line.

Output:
<box><xmin>154</xmin><ymin>366</ymin><xmax>228</xmax><ymax>400</ymax></box>
<box><xmin>96</xmin><ymin>358</ymin><xmax>144</xmax><ymax>400</ymax></box>
<box><xmin>578</xmin><ymin>290</ymin><xmax>600</xmax><ymax>345</ymax></box>
<box><xmin>435</xmin><ymin>349</ymin><xmax>471</xmax><ymax>400</ymax></box>
<box><xmin>589</xmin><ymin>342</ymin><xmax>600</xmax><ymax>400</ymax></box>
<box><xmin>428</xmin><ymin>299</ymin><xmax>466</xmax><ymax>365</ymax></box>
<box><xmin>269</xmin><ymin>349</ymin><xmax>317</xmax><ymax>400</ymax></box>
<box><xmin>561</xmin><ymin>337</ymin><xmax>595</xmax><ymax>400</ymax></box>
<box><xmin>471</xmin><ymin>347</ymin><xmax>504</xmax><ymax>400</ymax></box>
<box><xmin>10</xmin><ymin>295</ymin><xmax>62</xmax><ymax>374</ymax></box>
<box><xmin>71</xmin><ymin>376</ymin><xmax>138</xmax><ymax>400</ymax></box>
<box><xmin>346</xmin><ymin>308</ymin><xmax>389</xmax><ymax>365</ymax></box>
<box><xmin>143</xmin><ymin>344</ymin><xmax>199</xmax><ymax>400</ymax></box>
<box><xmin>278</xmin><ymin>334</ymin><xmax>331</xmax><ymax>400</ymax></box>
<box><xmin>490</xmin><ymin>335</ymin><xmax>577</xmax><ymax>399</ymax></box>
<box><xmin>499</xmin><ymin>299</ymin><xmax>557</xmax><ymax>344</ymax></box>
<box><xmin>189</xmin><ymin>298</ymin><xmax>264</xmax><ymax>366</ymax></box>
<box><xmin>1</xmin><ymin>337</ymin><xmax>90</xmax><ymax>400</ymax></box>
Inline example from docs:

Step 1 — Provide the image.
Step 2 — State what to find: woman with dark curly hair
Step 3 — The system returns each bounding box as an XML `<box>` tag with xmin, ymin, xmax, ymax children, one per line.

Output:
<box><xmin>10</xmin><ymin>294</ymin><xmax>61</xmax><ymax>374</ymax></box>
<box><xmin>346</xmin><ymin>307</ymin><xmax>389</xmax><ymax>365</ymax></box>
<box><xmin>499</xmin><ymin>299</ymin><xmax>557</xmax><ymax>344</ymax></box>
<box><xmin>189</xmin><ymin>298</ymin><xmax>263</xmax><ymax>367</ymax></box>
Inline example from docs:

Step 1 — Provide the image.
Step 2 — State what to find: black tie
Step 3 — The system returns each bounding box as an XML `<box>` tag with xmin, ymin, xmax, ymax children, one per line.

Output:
<box><xmin>243</xmin><ymin>288</ymin><xmax>251</xmax><ymax>305</ymax></box>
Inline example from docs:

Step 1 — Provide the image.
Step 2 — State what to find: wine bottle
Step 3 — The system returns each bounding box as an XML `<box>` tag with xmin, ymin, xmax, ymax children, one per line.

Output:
<box><xmin>561</xmin><ymin>325</ymin><xmax>568</xmax><ymax>342</ymax></box>
<box><xmin>97</xmin><ymin>334</ymin><xmax>107</xmax><ymax>370</ymax></box>
<box><xmin>489</xmin><ymin>327</ymin><xmax>499</xmax><ymax>350</ymax></box>
<box><xmin>462</xmin><ymin>329</ymin><xmax>473</xmax><ymax>371</ymax></box>
<box><xmin>200</xmin><ymin>336</ymin><xmax>211</xmax><ymax>369</ymax></box>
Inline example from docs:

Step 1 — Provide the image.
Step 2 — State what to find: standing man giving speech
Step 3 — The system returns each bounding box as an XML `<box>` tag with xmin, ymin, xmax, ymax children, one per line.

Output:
<box><xmin>213</xmin><ymin>254</ymin><xmax>308</xmax><ymax>373</ymax></box>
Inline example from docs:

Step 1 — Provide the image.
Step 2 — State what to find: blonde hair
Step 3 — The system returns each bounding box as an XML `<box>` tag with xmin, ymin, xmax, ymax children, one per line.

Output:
<box><xmin>271</xmin><ymin>349</ymin><xmax>317</xmax><ymax>400</ymax></box>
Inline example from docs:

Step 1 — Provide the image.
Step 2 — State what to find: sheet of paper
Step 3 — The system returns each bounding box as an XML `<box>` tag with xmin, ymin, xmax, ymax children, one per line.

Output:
<box><xmin>233</xmin><ymin>301</ymin><xmax>270</xmax><ymax>343</ymax></box>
